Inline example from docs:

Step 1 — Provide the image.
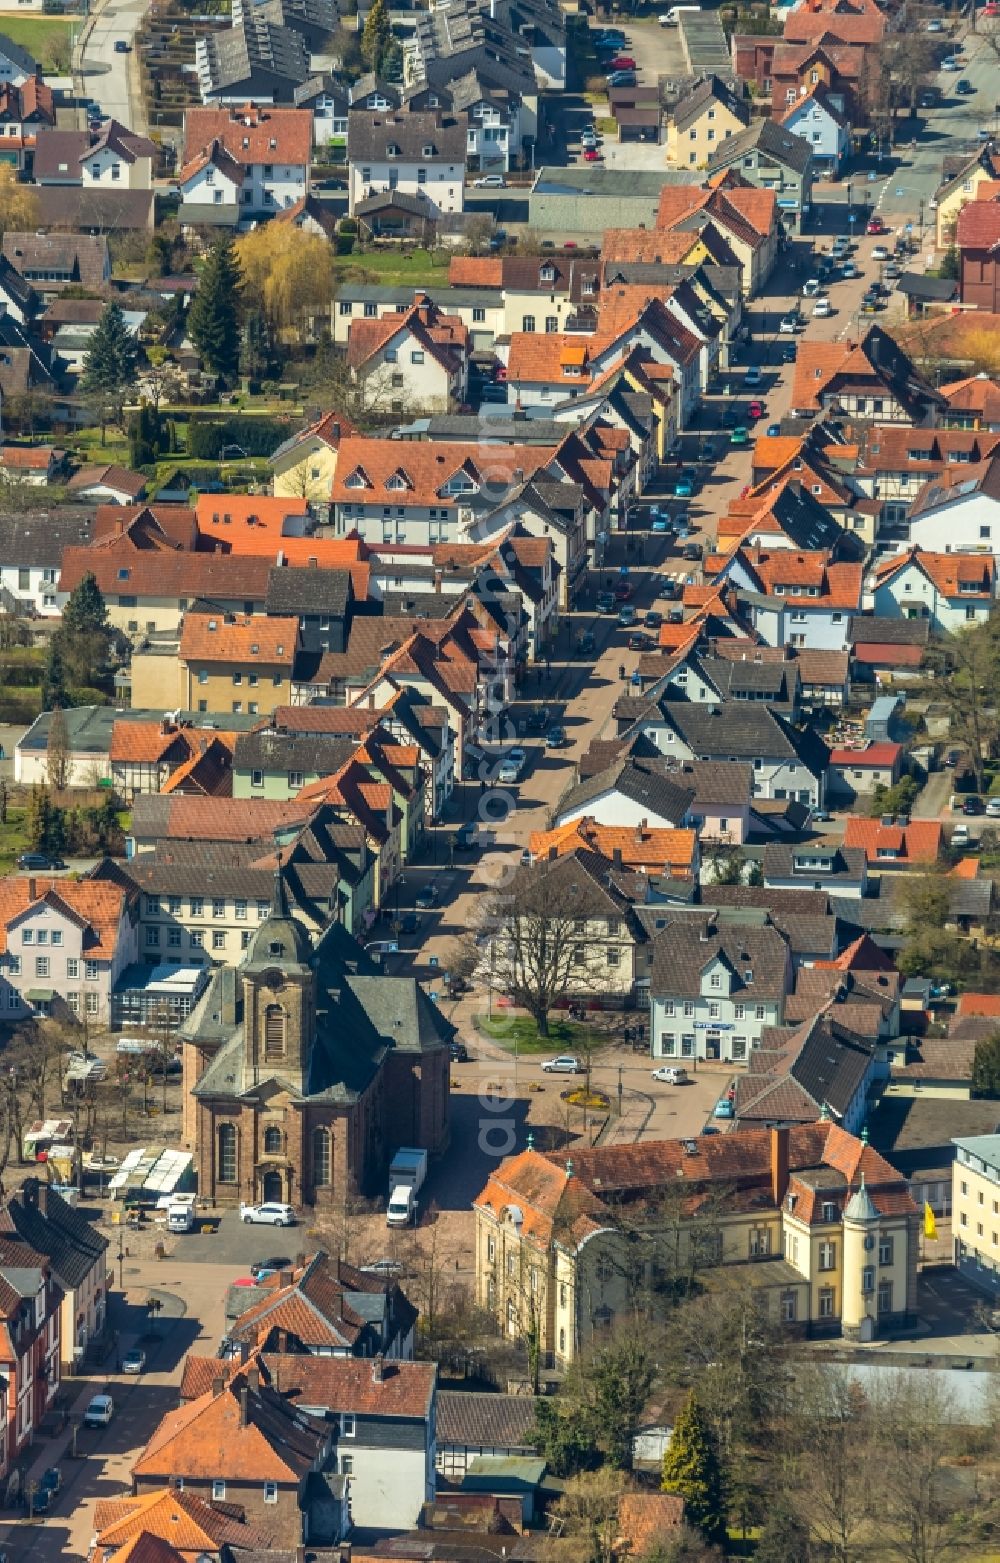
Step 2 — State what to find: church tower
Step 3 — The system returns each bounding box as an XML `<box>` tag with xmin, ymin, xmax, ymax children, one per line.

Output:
<box><xmin>242</xmin><ymin>866</ymin><xmax>316</xmax><ymax>1096</ymax></box>
<box><xmin>842</xmin><ymin>1175</ymin><xmax>880</xmax><ymax>1342</ymax></box>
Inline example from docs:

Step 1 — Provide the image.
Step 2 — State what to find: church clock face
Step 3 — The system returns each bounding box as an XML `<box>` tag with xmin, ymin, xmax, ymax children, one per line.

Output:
<box><xmin>264</xmin><ymin>968</ymin><xmax>284</xmax><ymax>990</ymax></box>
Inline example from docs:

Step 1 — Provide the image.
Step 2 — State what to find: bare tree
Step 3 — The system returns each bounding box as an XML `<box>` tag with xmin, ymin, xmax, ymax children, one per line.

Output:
<box><xmin>544</xmin><ymin>1468</ymin><xmax>630</xmax><ymax>1563</ymax></box>
<box><xmin>924</xmin><ymin>620</ymin><xmax>1000</xmax><ymax>794</ymax></box>
<box><xmin>787</xmin><ymin>1365</ymin><xmax>877</xmax><ymax>1563</ymax></box>
<box><xmin>476</xmin><ymin>864</ymin><xmax>605</xmax><ymax>1038</ymax></box>
<box><xmin>45</xmin><ymin>703</ymin><xmax>71</xmax><ymax>791</ymax></box>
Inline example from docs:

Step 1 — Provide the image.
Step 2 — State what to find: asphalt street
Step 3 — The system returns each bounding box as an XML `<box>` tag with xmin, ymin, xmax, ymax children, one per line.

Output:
<box><xmin>80</xmin><ymin>0</ymin><xmax>145</xmax><ymax>127</ymax></box>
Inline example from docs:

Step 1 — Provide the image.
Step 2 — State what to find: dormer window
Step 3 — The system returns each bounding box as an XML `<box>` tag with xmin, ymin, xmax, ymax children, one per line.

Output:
<box><xmin>422</xmin><ymin>144</ymin><xmax>436</xmax><ymax>157</ymax></box>
<box><xmin>387</xmin><ymin>143</ymin><xmax>400</xmax><ymax>157</ymax></box>
<box><xmin>540</xmin><ymin>263</ymin><xmax>555</xmax><ymax>283</ymax></box>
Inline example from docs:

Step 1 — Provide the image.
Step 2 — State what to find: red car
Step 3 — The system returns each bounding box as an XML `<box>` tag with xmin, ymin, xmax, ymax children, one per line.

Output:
<box><xmin>866</xmin><ymin>216</ymin><xmax>886</xmax><ymax>235</ymax></box>
<box><xmin>614</xmin><ymin>581</ymin><xmax>632</xmax><ymax>601</ymax></box>
<box><xmin>748</xmin><ymin>398</ymin><xmax>764</xmax><ymax>421</ymax></box>
<box><xmin>609</xmin><ymin>55</ymin><xmax>636</xmax><ymax>68</ymax></box>
<box><xmin>985</xmin><ymin>3</ymin><xmax>1000</xmax><ymax>14</ymax></box>
<box><xmin>583</xmin><ymin>148</ymin><xmax>601</xmax><ymax>161</ymax></box>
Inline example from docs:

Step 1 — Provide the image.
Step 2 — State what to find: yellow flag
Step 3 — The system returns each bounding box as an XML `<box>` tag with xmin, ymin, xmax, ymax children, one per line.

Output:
<box><xmin>924</xmin><ymin>1203</ymin><xmax>938</xmax><ymax>1240</ymax></box>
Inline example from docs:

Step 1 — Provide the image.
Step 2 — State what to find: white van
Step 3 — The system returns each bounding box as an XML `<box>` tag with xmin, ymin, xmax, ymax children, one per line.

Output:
<box><xmin>660</xmin><ymin>4</ymin><xmax>700</xmax><ymax>21</ymax></box>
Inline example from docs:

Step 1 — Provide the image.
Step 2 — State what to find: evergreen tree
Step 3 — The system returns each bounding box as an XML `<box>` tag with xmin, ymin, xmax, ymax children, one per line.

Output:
<box><xmin>41</xmin><ymin>638</ymin><xmax>68</xmax><ymax>709</ymax></box>
<box><xmin>55</xmin><ymin>572</ymin><xmax>114</xmax><ymax>694</ymax></box>
<box><xmin>25</xmin><ymin>785</ymin><xmax>51</xmax><ymax>851</ymax></box>
<box><xmin>62</xmin><ymin>572</ymin><xmax>109</xmax><ymax>638</ymax></box>
<box><xmin>239</xmin><ymin>308</ymin><xmax>273</xmax><ymax>382</ymax></box>
<box><xmin>81</xmin><ymin>301</ymin><xmax>139</xmax><ymax>432</ymax></box>
<box><xmin>361</xmin><ymin>0</ymin><xmax>391</xmax><ymax>72</ymax></box>
<box><xmin>661</xmin><ymin>1394</ymin><xmax>727</xmax><ymax>1543</ymax></box>
<box><xmin>972</xmin><ymin>1032</ymin><xmax>1000</xmax><ymax>1097</ymax></box>
<box><xmin>189</xmin><ymin>238</ymin><xmax>243</xmax><ymax>382</ymax></box>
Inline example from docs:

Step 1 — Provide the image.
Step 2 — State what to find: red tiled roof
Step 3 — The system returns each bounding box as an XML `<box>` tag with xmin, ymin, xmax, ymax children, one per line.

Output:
<box><xmin>179</xmin><ymin>612</ymin><xmax>297</xmax><ymax>667</ymax></box>
<box><xmin>842</xmin><ymin>817</ymin><xmax>943</xmax><ymax>863</ymax></box>
<box><xmin>829</xmin><ymin>742</ymin><xmax>901</xmax><ymax>767</ymax></box>
<box><xmin>183</xmin><ymin>105</ymin><xmax>312</xmax><ymax>171</ymax></box>
<box><xmin>195</xmin><ymin>494</ymin><xmax>309</xmax><ymax>539</ymax></box>
<box><xmin>0</xmin><ymin>877</ymin><xmax>131</xmax><ymax>956</ymax></box>
<box><xmin>448</xmin><ymin>256</ymin><xmax>503</xmax><ymax>287</ymax></box>
<box><xmin>331</xmin><ymin>437</ymin><xmax>555</xmax><ymax>509</ymax></box>
<box><xmin>956</xmin><ymin>992</ymin><xmax>1000</xmax><ymax>1017</ymax></box>
<box><xmin>957</xmin><ymin>199</ymin><xmax>1000</xmax><ymax>249</ymax></box>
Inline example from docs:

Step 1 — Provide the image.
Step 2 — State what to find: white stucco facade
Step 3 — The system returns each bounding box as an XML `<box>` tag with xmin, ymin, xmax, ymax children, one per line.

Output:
<box><xmin>348</xmin><ymin>157</ymin><xmax>465</xmax><ymax>218</ymax></box>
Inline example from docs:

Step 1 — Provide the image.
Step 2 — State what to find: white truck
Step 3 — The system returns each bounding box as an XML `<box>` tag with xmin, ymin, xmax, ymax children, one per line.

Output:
<box><xmin>166</xmin><ymin>1193</ymin><xmax>198</xmax><ymax>1233</ymax></box>
<box><xmin>386</xmin><ymin>1147</ymin><xmax>428</xmax><ymax>1228</ymax></box>
<box><xmin>660</xmin><ymin>4</ymin><xmax>700</xmax><ymax>20</ymax></box>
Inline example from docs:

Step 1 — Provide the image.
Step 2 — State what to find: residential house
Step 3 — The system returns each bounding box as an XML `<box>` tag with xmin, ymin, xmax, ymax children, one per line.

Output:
<box><xmin>90</xmin><ymin>1488</ymin><xmax>276</xmax><ymax>1558</ymax></box>
<box><xmin>870</xmin><ymin>547</ymin><xmax>996</xmax><ymax>631</ymax></box>
<box><xmin>346</xmin><ymin>293</ymin><xmax>469</xmax><ymax>414</ymax></box>
<box><xmin>705</xmin><ymin>118</ymin><xmax>813</xmax><ymax>233</ymax></box>
<box><xmin>763</xmin><ymin>839</ymin><xmax>868</xmax><ymax>897</ymax></box>
<box><xmin>264</xmin><ymin>567</ymin><xmax>353</xmax><ymax>657</ymax></box>
<box><xmin>778</xmin><ymin>84</ymin><xmax>849</xmax><ymax>176</ymax></box>
<box><xmin>827</xmin><ymin>742</ymin><xmax>903</xmax><ymax>802</ymax></box>
<box><xmin>180</xmin><ymin>105</ymin><xmax>312</xmax><ymax>227</ymax></box>
<box><xmin>0</xmin><ymin>874</ymin><xmax>138</xmax><ymax>1025</ymax></box>
<box><xmin>770</xmin><ymin>40</ymin><xmax>864</xmax><ymax>133</ymax></box>
<box><xmin>231</xmin><ymin>731</ymin><xmax>355</xmax><ymax>799</ymax></box>
<box><xmin>118</xmin><ymin>848</ymin><xmax>364</xmax><ymax>966</ymax></box>
<box><xmin>843</xmin><ymin>816</ymin><xmax>943</xmax><ymax>867</ymax></box>
<box><xmin>221</xmin><ymin>1250</ymin><xmax>418</xmax><ymax>1360</ymax></box>
<box><xmin>195</xmin><ymin>15</ymin><xmax>309</xmax><ymax>105</ymax></box>
<box><xmin>0</xmin><ymin>1236</ymin><xmax>61</xmax><ymax>1467</ymax></box>
<box><xmin>0</xmin><ymin>76</ymin><xmax>54</xmax><ymax>173</ymax></box>
<box><xmin>269</xmin><ymin>410</ymin><xmax>359</xmax><ymax>501</ymax></box>
<box><xmin>131</xmin><ymin>1366</ymin><xmax>336</xmax><ymax>1545</ymax></box>
<box><xmin>295</xmin><ymin>73</ymin><xmax>350</xmax><ymax>150</ymax></box>
<box><xmin>528</xmin><ymin>816</ymin><xmax>700</xmax><ymax>880</ymax></box>
<box><xmin>650</xmin><ymin>916</ymin><xmax>793</xmax><ymax>1065</ymax></box>
<box><xmin>436</xmin><ymin>1391</ymin><xmax>538</xmax><ymax>1479</ymax></box>
<box><xmin>904</xmin><ymin>451</ymin><xmax>1000</xmax><ymax>554</ymax></box>
<box><xmin>720</xmin><ymin>546</ymin><xmax>862</xmax><ymax>651</ymax></box>
<box><xmin>0</xmin><ymin>33</ymin><xmax>39</xmax><ymax>87</ymax></box>
<box><xmin>1</xmin><ymin>230</ymin><xmax>110</xmax><ymax>292</ymax></box>
<box><xmin>957</xmin><ymin>193</ymin><xmax>1000</xmax><ymax>313</ymax></box>
<box><xmin>67</xmin><ymin>464</ymin><xmax>148</xmax><ymax>506</ymax></box>
<box><xmin>850</xmin><ymin>426</ymin><xmax>1000</xmax><ymax>529</ymax></box>
<box><xmin>475</xmin><ymin>1125</ymin><xmax>919</xmax><ymax>1361</ymax></box>
<box><xmin>32</xmin><ymin>121</ymin><xmax>155</xmax><ymax>189</ymax></box>
<box><xmin>620</xmin><ymin>700</ymin><xmax>830</xmax><ymax>807</ymax></box>
<box><xmin>734</xmin><ymin>1012</ymin><xmax>879</xmax><ymax>1136</ymax></box>
<box><xmin>652</xmin><ymin>180</ymin><xmax>779</xmax><ymax>297</ymax></box>
<box><xmin>156</xmin><ymin>612</ymin><xmax>298</xmax><ymax>717</ymax></box>
<box><xmin>940</xmin><ymin>374</ymin><xmax>1000</xmax><ymax>433</ymax></box>
<box><xmin>665</xmin><ymin>75</ymin><xmax>749</xmax><ymax>169</ymax></box>
<box><xmin>0</xmin><ymin>444</ymin><xmax>60</xmax><ymax>485</ymax></box>
<box><xmin>848</xmin><ymin>615</ymin><xmax>930</xmax><ymax>681</ymax></box>
<box><xmin>554</xmin><ymin>755</ymin><xmax>697</xmax><ymax>833</ymax></box>
<box><xmin>347</xmin><ymin>111</ymin><xmax>467</xmax><ymax>220</ymax></box>
<box><xmin>0</xmin><ymin>504</ymin><xmax>92</xmax><ymax>616</ymax></box>
<box><xmin>0</xmin><ymin>1179</ymin><xmax>108</xmax><ymax>1368</ymax></box>
<box><xmin>108</xmin><ymin>718</ymin><xmax>236</xmax><ymax>801</ymax></box>
<box><xmin>952</xmin><ymin>1134</ymin><xmax>1000</xmax><ymax>1299</ymax></box>
<box><xmin>329</xmin><ymin>435</ymin><xmax>557</xmax><ymax>547</ymax></box>
<box><xmin>933</xmin><ymin>145</ymin><xmax>1000</xmax><ymax>250</ymax></box>
<box><xmin>254</xmin><ymin>1354</ymin><xmax>436</xmax><ymax>1530</ymax></box>
<box><xmin>58</xmin><ymin>536</ymin><xmax>274</xmax><ymax>638</ymax></box>
<box><xmin>791</xmin><ymin>326</ymin><xmax>944</xmax><ymax>424</ymax></box>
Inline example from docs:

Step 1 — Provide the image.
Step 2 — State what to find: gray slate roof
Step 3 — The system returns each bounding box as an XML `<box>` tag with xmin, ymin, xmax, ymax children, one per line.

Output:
<box><xmin>437</xmin><ymin>1390</ymin><xmax>540</xmax><ymax>1452</ymax></box>
<box><xmin>706</xmin><ymin>115</ymin><xmax>813</xmax><ymax>176</ymax></box>
<box><xmin>651</xmin><ymin>917</ymin><xmax>791</xmax><ymax>1001</ymax></box>
<box><xmin>265</xmin><ymin>565</ymin><xmax>352</xmax><ymax>617</ymax></box>
<box><xmin>0</xmin><ymin>506</ymin><xmax>94</xmax><ymax>568</ymax></box>
<box><xmin>347</xmin><ymin>110</ymin><xmax>468</xmax><ymax>164</ymax></box>
<box><xmin>0</xmin><ymin>1179</ymin><xmax>108</xmax><ymax>1291</ymax></box>
<box><xmin>556</xmin><ymin>756</ymin><xmax>695</xmax><ymax>828</ymax></box>
<box><xmin>233</xmin><ymin>730</ymin><xmax>356</xmax><ymax>776</ymax></box>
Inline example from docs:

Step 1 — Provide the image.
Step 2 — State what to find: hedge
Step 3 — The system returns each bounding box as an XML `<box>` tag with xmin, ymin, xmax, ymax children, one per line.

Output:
<box><xmin>185</xmin><ymin>414</ymin><xmax>295</xmax><ymax>461</ymax></box>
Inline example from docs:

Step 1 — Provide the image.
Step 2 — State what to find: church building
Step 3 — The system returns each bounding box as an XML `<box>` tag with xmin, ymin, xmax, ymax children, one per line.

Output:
<box><xmin>181</xmin><ymin>873</ymin><xmax>452</xmax><ymax>1211</ymax></box>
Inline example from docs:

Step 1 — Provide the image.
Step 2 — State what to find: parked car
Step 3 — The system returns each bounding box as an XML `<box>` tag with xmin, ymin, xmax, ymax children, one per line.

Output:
<box><xmin>841</xmin><ymin>261</ymin><xmax>859</xmax><ymax>278</ymax></box>
<box><xmin>627</xmin><ymin>631</ymin><xmax>650</xmax><ymax>650</ymax></box>
<box><xmin>546</xmin><ymin>724</ymin><xmax>566</xmax><ymax>746</ymax></box>
<box><xmin>251</xmin><ymin>1255</ymin><xmax>292</xmax><ymax>1278</ymax></box>
<box><xmin>541</xmin><ymin>1054</ymin><xmax>583</xmax><ymax>1073</ymax></box>
<box><xmin>644</xmin><ymin>610</ymin><xmax>662</xmax><ymax>629</ymax></box>
<box><xmin>652</xmin><ymin>1065</ymin><xmax>689</xmax><ymax>1084</ymax></box>
<box><xmin>596</xmin><ymin>590</ymin><xmax>615</xmax><ymax>612</ymax></box>
<box><xmin>779</xmin><ymin>313</ymin><xmax>801</xmax><ymax>333</ymax></box>
<box><xmin>942</xmin><ymin>55</ymin><xmax>961</xmax><ymax>69</ymax></box>
<box><xmin>609</xmin><ymin>54</ymin><xmax>636</xmax><ymax>67</ymax></box>
<box><xmin>802</xmin><ymin>278</ymin><xmax>821</xmax><ymax>297</ymax></box>
<box><xmin>748</xmin><ymin>398</ymin><xmax>765</xmax><ymax>421</ymax></box>
<box><xmin>744</xmin><ymin>365</ymin><xmax>762</xmax><ymax>387</ymax></box>
<box><xmin>449</xmin><ymin>1040</ymin><xmax>469</xmax><ymax>1062</ymax></box>
<box><xmin>956</xmin><ymin>78</ymin><xmax>974</xmax><ymax>94</ymax></box>
<box><xmin>122</xmin><ymin>1348</ymin><xmax>146</xmax><ymax>1375</ymax></box>
<box><xmin>606</xmin><ymin>70</ymin><xmax>636</xmax><ymax>85</ymax></box>
<box><xmin>766</xmin><ymin>422</ymin><xmax>782</xmax><ymax>437</ymax></box>
<box><xmin>713</xmin><ymin>1097</ymin><xmax>735</xmax><ymax>1119</ymax></box>
<box><xmin>986</xmin><ymin>798</ymin><xmax>1000</xmax><ymax>817</ymax></box>
<box><xmin>239</xmin><ymin>1202</ymin><xmax>297</xmax><ymax>1226</ymax></box>
<box><xmin>963</xmin><ymin>794</ymin><xmax>985</xmax><ymax>814</ymax></box>
<box><xmin>583</xmin><ymin>148</ymin><xmax>601</xmax><ymax>161</ymax></box>
<box><xmin>813</xmin><ymin>297</ymin><xmax>832</xmax><ymax>317</ymax></box>
<box><xmin>730</xmin><ymin>425</ymin><xmax>750</xmax><ymax>445</ymax></box>
<box><xmin>871</xmin><ymin>244</ymin><xmax>890</xmax><ymax>261</ymax></box>
<box><xmin>651</xmin><ymin>516</ymin><xmax>672</xmax><ymax>533</ymax></box>
<box><xmin>17</xmin><ymin>852</ymin><xmax>67</xmax><ymax>870</ymax></box>
<box><xmin>415</xmin><ymin>884</ymin><xmax>438</xmax><ymax>908</ymax></box>
<box><xmin>114</xmin><ymin>37</ymin><xmax>130</xmax><ymax>51</ymax></box>
<box><xmin>38</xmin><ymin>1468</ymin><xmax>61</xmax><ymax>1499</ymax></box>
<box><xmin>618</xmin><ymin>604</ymin><xmax>637</xmax><ymax>626</ymax></box>
<box><xmin>473</xmin><ymin>173</ymin><xmax>506</xmax><ymax>187</ymax></box>
<box><xmin>781</xmin><ymin>342</ymin><xmax>797</xmax><ymax>363</ymax></box>
<box><xmin>83</xmin><ymin>1395</ymin><xmax>115</xmax><ymax>1428</ymax></box>
<box><xmin>866</xmin><ymin>215</ymin><xmax>887</xmax><ymax>234</ymax></box>
<box><xmin>455</xmin><ymin>820</ymin><xmax>479</xmax><ymax>851</ymax></box>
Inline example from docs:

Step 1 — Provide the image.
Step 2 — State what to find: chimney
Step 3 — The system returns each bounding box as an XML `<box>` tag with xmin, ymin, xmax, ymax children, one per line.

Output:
<box><xmin>212</xmin><ymin>1374</ymin><xmax>225</xmax><ymax>1397</ymax></box>
<box><xmin>28</xmin><ymin>877</ymin><xmax>36</xmax><ymax>900</ymax></box>
<box><xmin>278</xmin><ymin>1268</ymin><xmax>294</xmax><ymax>1286</ymax></box>
<box><xmin>770</xmin><ymin>1126</ymin><xmax>789</xmax><ymax>1208</ymax></box>
<box><xmin>239</xmin><ymin>1386</ymin><xmax>249</xmax><ymax>1426</ymax></box>
<box><xmin>371</xmin><ymin>1354</ymin><xmax>384</xmax><ymax>1384</ymax></box>
<box><xmin>37</xmin><ymin>1183</ymin><xmax>48</xmax><ymax>1216</ymax></box>
<box><xmin>612</xmin><ymin>847</ymin><xmax>623</xmax><ymax>870</ymax></box>
<box><xmin>238</xmin><ymin>1340</ymin><xmax>250</xmax><ymax>1364</ymax></box>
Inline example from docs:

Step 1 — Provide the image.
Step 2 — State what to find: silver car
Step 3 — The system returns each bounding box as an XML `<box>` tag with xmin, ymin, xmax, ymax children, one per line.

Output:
<box><xmin>541</xmin><ymin>1054</ymin><xmax>583</xmax><ymax>1073</ymax></box>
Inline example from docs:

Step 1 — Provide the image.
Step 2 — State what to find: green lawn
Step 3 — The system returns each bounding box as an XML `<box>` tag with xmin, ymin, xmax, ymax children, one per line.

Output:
<box><xmin>333</xmin><ymin>247</ymin><xmax>450</xmax><ymax>290</ymax></box>
<box><xmin>0</xmin><ymin>808</ymin><xmax>30</xmax><ymax>878</ymax></box>
<box><xmin>475</xmin><ymin>1014</ymin><xmax>608</xmax><ymax>1056</ymax></box>
<box><xmin>0</xmin><ymin>14</ymin><xmax>76</xmax><ymax>70</ymax></box>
